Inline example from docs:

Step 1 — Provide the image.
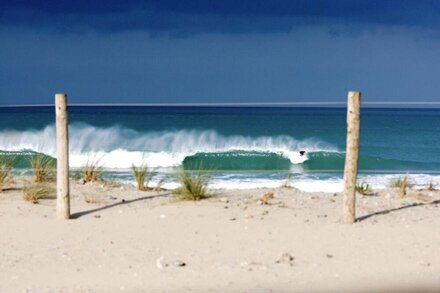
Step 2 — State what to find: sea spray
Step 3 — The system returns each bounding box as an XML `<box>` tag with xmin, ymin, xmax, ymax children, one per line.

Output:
<box><xmin>0</xmin><ymin>123</ymin><xmax>336</xmax><ymax>168</ymax></box>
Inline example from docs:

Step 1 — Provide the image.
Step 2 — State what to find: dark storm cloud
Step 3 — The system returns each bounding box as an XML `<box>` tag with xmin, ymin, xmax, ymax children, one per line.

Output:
<box><xmin>1</xmin><ymin>0</ymin><xmax>440</xmax><ymax>34</ymax></box>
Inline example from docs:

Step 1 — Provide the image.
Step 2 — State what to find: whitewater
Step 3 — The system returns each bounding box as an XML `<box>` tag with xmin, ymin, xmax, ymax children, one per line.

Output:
<box><xmin>0</xmin><ymin>123</ymin><xmax>336</xmax><ymax>168</ymax></box>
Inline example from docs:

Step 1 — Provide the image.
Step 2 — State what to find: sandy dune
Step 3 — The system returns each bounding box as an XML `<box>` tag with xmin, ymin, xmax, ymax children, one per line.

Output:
<box><xmin>1</xmin><ymin>181</ymin><xmax>440</xmax><ymax>292</ymax></box>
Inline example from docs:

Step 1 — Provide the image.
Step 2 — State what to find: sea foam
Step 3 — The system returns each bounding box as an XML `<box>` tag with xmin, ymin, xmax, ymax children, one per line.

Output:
<box><xmin>114</xmin><ymin>172</ymin><xmax>440</xmax><ymax>192</ymax></box>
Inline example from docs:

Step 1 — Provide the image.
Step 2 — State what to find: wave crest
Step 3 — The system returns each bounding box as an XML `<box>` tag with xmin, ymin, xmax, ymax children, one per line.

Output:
<box><xmin>0</xmin><ymin>124</ymin><xmax>337</xmax><ymax>168</ymax></box>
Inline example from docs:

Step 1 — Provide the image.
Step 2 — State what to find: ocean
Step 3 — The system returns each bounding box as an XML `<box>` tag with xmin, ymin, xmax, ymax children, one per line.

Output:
<box><xmin>0</xmin><ymin>106</ymin><xmax>439</xmax><ymax>192</ymax></box>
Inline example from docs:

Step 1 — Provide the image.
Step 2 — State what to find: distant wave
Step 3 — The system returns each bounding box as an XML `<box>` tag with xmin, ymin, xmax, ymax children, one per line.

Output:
<box><xmin>0</xmin><ymin>123</ymin><xmax>336</xmax><ymax>168</ymax></box>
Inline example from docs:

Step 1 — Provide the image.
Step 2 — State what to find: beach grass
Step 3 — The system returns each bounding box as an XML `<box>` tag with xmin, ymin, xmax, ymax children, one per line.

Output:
<box><xmin>260</xmin><ymin>191</ymin><xmax>274</xmax><ymax>204</ymax></box>
<box><xmin>390</xmin><ymin>175</ymin><xmax>409</xmax><ymax>198</ymax></box>
<box><xmin>355</xmin><ymin>181</ymin><xmax>373</xmax><ymax>195</ymax></box>
<box><xmin>80</xmin><ymin>156</ymin><xmax>103</xmax><ymax>183</ymax></box>
<box><xmin>154</xmin><ymin>178</ymin><xmax>167</xmax><ymax>191</ymax></box>
<box><xmin>427</xmin><ymin>182</ymin><xmax>436</xmax><ymax>191</ymax></box>
<box><xmin>175</xmin><ymin>168</ymin><xmax>211</xmax><ymax>201</ymax></box>
<box><xmin>22</xmin><ymin>181</ymin><xmax>55</xmax><ymax>204</ymax></box>
<box><xmin>281</xmin><ymin>173</ymin><xmax>295</xmax><ymax>189</ymax></box>
<box><xmin>390</xmin><ymin>175</ymin><xmax>411</xmax><ymax>188</ymax></box>
<box><xmin>29</xmin><ymin>153</ymin><xmax>55</xmax><ymax>183</ymax></box>
<box><xmin>131</xmin><ymin>163</ymin><xmax>155</xmax><ymax>191</ymax></box>
<box><xmin>0</xmin><ymin>155</ymin><xmax>16</xmax><ymax>192</ymax></box>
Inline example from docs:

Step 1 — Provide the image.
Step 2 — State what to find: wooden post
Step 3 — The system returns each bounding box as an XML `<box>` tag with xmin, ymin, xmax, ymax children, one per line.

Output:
<box><xmin>55</xmin><ymin>93</ymin><xmax>70</xmax><ymax>219</ymax></box>
<box><xmin>343</xmin><ymin>91</ymin><xmax>361</xmax><ymax>224</ymax></box>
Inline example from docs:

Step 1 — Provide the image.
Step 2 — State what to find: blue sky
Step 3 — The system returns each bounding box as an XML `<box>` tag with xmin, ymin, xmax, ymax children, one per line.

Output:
<box><xmin>1</xmin><ymin>0</ymin><xmax>440</xmax><ymax>104</ymax></box>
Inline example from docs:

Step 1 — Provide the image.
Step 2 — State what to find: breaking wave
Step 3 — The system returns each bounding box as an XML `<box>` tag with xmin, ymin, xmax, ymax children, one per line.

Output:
<box><xmin>0</xmin><ymin>123</ymin><xmax>336</xmax><ymax>169</ymax></box>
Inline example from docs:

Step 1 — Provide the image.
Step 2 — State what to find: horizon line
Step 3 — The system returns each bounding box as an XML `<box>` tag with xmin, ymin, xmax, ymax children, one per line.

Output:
<box><xmin>1</xmin><ymin>101</ymin><xmax>440</xmax><ymax>107</ymax></box>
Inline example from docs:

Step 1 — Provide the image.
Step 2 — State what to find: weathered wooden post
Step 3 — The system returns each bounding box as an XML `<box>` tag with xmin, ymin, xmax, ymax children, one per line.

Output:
<box><xmin>343</xmin><ymin>91</ymin><xmax>361</xmax><ymax>224</ymax></box>
<box><xmin>55</xmin><ymin>93</ymin><xmax>70</xmax><ymax>219</ymax></box>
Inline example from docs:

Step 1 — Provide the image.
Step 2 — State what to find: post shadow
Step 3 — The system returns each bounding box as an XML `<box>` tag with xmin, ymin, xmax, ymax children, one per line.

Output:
<box><xmin>356</xmin><ymin>199</ymin><xmax>440</xmax><ymax>222</ymax></box>
<box><xmin>70</xmin><ymin>192</ymin><xmax>171</xmax><ymax>219</ymax></box>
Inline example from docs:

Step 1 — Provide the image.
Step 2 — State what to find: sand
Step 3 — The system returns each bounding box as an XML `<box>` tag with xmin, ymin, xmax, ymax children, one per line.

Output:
<box><xmin>1</xmin><ymin>180</ymin><xmax>440</xmax><ymax>292</ymax></box>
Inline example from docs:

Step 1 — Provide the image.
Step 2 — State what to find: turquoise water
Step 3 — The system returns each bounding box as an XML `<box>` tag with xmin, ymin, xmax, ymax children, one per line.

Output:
<box><xmin>0</xmin><ymin>106</ymin><xmax>439</xmax><ymax>191</ymax></box>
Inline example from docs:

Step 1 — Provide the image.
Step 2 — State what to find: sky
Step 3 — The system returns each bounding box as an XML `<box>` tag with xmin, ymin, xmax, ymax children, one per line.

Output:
<box><xmin>1</xmin><ymin>0</ymin><xmax>440</xmax><ymax>105</ymax></box>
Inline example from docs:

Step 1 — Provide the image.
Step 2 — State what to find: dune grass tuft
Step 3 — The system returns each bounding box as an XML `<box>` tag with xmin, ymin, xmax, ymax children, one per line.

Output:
<box><xmin>131</xmin><ymin>163</ymin><xmax>155</xmax><ymax>191</ymax></box>
<box><xmin>390</xmin><ymin>175</ymin><xmax>409</xmax><ymax>198</ymax></box>
<box><xmin>427</xmin><ymin>182</ymin><xmax>436</xmax><ymax>191</ymax></box>
<box><xmin>22</xmin><ymin>181</ymin><xmax>55</xmax><ymax>204</ymax></box>
<box><xmin>174</xmin><ymin>168</ymin><xmax>210</xmax><ymax>201</ymax></box>
<box><xmin>80</xmin><ymin>156</ymin><xmax>103</xmax><ymax>183</ymax></box>
<box><xmin>355</xmin><ymin>181</ymin><xmax>373</xmax><ymax>195</ymax></box>
<box><xmin>0</xmin><ymin>155</ymin><xmax>16</xmax><ymax>192</ymax></box>
<box><xmin>281</xmin><ymin>173</ymin><xmax>295</xmax><ymax>189</ymax></box>
<box><xmin>154</xmin><ymin>178</ymin><xmax>167</xmax><ymax>191</ymax></box>
<box><xmin>390</xmin><ymin>176</ymin><xmax>408</xmax><ymax>188</ymax></box>
<box><xmin>29</xmin><ymin>153</ymin><xmax>55</xmax><ymax>183</ymax></box>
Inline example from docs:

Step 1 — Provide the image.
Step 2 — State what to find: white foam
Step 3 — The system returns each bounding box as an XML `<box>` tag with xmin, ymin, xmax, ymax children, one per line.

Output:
<box><xmin>68</xmin><ymin>150</ymin><xmax>186</xmax><ymax>168</ymax></box>
<box><xmin>290</xmin><ymin>173</ymin><xmax>440</xmax><ymax>193</ymax></box>
<box><xmin>148</xmin><ymin>173</ymin><xmax>440</xmax><ymax>192</ymax></box>
<box><xmin>358</xmin><ymin>173</ymin><xmax>440</xmax><ymax>190</ymax></box>
<box><xmin>292</xmin><ymin>178</ymin><xmax>343</xmax><ymax>193</ymax></box>
<box><xmin>208</xmin><ymin>178</ymin><xmax>285</xmax><ymax>190</ymax></box>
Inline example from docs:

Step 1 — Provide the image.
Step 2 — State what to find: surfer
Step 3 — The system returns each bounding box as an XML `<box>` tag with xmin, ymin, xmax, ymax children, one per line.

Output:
<box><xmin>299</xmin><ymin>151</ymin><xmax>306</xmax><ymax>156</ymax></box>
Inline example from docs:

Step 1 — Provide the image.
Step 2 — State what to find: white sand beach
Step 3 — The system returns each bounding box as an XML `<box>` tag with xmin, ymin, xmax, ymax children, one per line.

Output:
<box><xmin>1</xmin><ymin>181</ymin><xmax>440</xmax><ymax>292</ymax></box>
